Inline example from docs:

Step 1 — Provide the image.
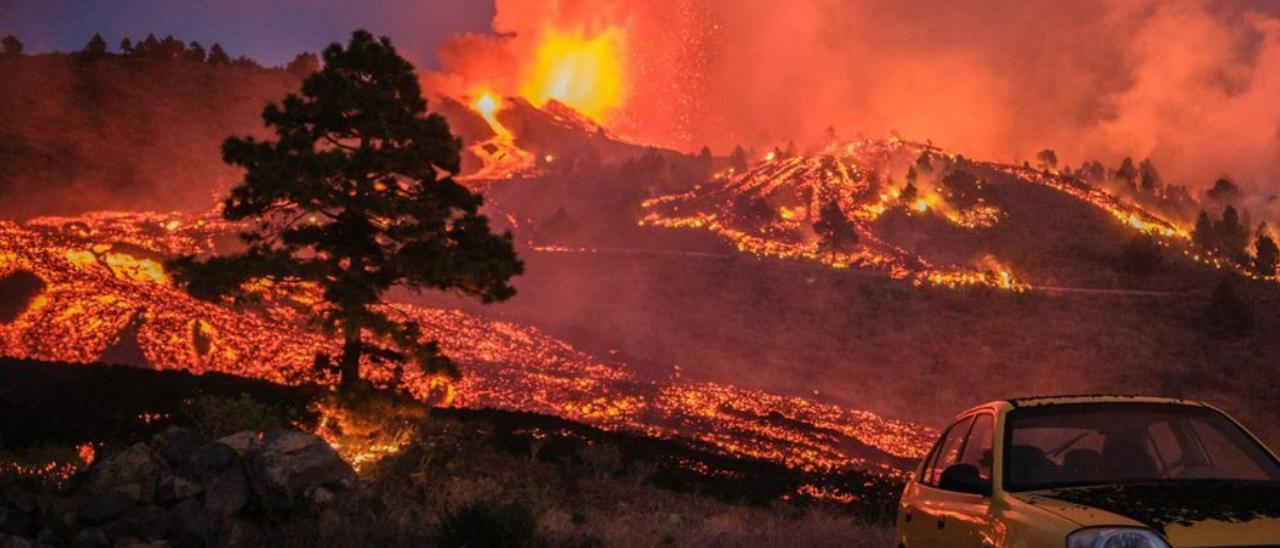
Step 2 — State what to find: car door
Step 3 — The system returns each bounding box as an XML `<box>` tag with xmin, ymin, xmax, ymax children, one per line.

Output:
<box><xmin>928</xmin><ymin>412</ymin><xmax>997</xmax><ymax>547</ymax></box>
<box><xmin>902</xmin><ymin>416</ymin><xmax>973</xmax><ymax>547</ymax></box>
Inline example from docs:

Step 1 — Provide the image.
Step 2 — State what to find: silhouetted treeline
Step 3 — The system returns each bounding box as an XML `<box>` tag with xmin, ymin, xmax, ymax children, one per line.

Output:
<box><xmin>0</xmin><ymin>34</ymin><xmax>312</xmax><ymax>218</ymax></box>
<box><xmin>2</xmin><ymin>32</ymin><xmax>322</xmax><ymax>77</ymax></box>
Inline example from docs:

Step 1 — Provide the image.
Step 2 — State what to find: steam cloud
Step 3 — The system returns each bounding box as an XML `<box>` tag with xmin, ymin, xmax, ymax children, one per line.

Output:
<box><xmin>432</xmin><ymin>0</ymin><xmax>1280</xmax><ymax>211</ymax></box>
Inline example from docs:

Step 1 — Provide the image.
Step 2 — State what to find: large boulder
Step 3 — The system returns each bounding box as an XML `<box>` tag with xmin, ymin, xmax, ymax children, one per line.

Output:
<box><xmin>167</xmin><ymin>499</ymin><xmax>214</xmax><ymax>547</ymax></box>
<box><xmin>77</xmin><ymin>490</ymin><xmax>136</xmax><ymax>526</ymax></box>
<box><xmin>156</xmin><ymin>428</ymin><xmax>211</xmax><ymax>468</ymax></box>
<box><xmin>102</xmin><ymin>505</ymin><xmax>171</xmax><ymax>541</ymax></box>
<box><xmin>215</xmin><ymin>432</ymin><xmax>260</xmax><ymax>456</ymax></box>
<box><xmin>243</xmin><ymin>431</ymin><xmax>355</xmax><ymax>513</ymax></box>
<box><xmin>177</xmin><ymin>442</ymin><xmax>237</xmax><ymax>482</ymax></box>
<box><xmin>155</xmin><ymin>474</ymin><xmax>202</xmax><ymax>504</ymax></box>
<box><xmin>82</xmin><ymin>444</ymin><xmax>162</xmax><ymax>503</ymax></box>
<box><xmin>201</xmin><ymin>467</ymin><xmax>249</xmax><ymax>517</ymax></box>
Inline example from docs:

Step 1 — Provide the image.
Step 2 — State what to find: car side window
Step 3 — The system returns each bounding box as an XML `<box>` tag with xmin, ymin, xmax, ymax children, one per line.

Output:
<box><xmin>958</xmin><ymin>413</ymin><xmax>995</xmax><ymax>481</ymax></box>
<box><xmin>924</xmin><ymin>416</ymin><xmax>974</xmax><ymax>486</ymax></box>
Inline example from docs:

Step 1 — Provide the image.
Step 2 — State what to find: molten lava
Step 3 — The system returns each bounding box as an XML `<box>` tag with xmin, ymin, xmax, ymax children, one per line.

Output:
<box><xmin>642</xmin><ymin>138</ymin><xmax>1209</xmax><ymax>290</ymax></box>
<box><xmin>462</xmin><ymin>91</ymin><xmax>539</xmax><ymax>181</ymax></box>
<box><xmin>642</xmin><ymin>139</ymin><xmax>1026</xmax><ymax>290</ymax></box>
<box><xmin>0</xmin><ymin>212</ymin><xmax>933</xmax><ymax>478</ymax></box>
<box><xmin>518</xmin><ymin>27</ymin><xmax>626</xmax><ymax>124</ymax></box>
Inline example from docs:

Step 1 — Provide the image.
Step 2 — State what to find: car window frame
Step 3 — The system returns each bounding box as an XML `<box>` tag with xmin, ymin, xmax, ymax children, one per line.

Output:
<box><xmin>957</xmin><ymin>411</ymin><xmax>997</xmax><ymax>483</ymax></box>
<box><xmin>920</xmin><ymin>415</ymin><xmax>977</xmax><ymax>488</ymax></box>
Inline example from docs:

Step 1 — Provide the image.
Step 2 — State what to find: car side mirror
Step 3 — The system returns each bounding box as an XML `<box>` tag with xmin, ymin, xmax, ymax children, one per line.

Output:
<box><xmin>939</xmin><ymin>463</ymin><xmax>991</xmax><ymax>495</ymax></box>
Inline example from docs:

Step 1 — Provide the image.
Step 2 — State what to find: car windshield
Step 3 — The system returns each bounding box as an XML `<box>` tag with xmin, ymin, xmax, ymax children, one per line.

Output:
<box><xmin>1004</xmin><ymin>403</ymin><xmax>1280</xmax><ymax>491</ymax></box>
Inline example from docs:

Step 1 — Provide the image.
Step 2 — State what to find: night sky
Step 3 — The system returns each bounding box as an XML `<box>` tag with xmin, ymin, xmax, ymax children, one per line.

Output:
<box><xmin>0</xmin><ymin>0</ymin><xmax>495</xmax><ymax>68</ymax></box>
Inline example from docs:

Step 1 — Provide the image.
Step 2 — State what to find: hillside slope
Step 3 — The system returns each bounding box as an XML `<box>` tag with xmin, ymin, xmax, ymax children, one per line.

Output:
<box><xmin>0</xmin><ymin>54</ymin><xmax>301</xmax><ymax>218</ymax></box>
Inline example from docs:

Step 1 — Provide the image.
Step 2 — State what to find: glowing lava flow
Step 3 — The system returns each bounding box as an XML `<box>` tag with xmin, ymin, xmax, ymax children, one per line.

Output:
<box><xmin>462</xmin><ymin>92</ymin><xmax>539</xmax><ymax>182</ymax></box>
<box><xmin>0</xmin><ymin>212</ymin><xmax>933</xmax><ymax>475</ymax></box>
<box><xmin>986</xmin><ymin>163</ymin><xmax>1187</xmax><ymax>239</ymax></box>
<box><xmin>642</xmin><ymin>139</ymin><xmax>1026</xmax><ymax>290</ymax></box>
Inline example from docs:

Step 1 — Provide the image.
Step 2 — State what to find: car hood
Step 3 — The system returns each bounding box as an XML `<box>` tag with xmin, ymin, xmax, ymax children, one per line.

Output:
<box><xmin>1013</xmin><ymin>481</ymin><xmax>1280</xmax><ymax>546</ymax></box>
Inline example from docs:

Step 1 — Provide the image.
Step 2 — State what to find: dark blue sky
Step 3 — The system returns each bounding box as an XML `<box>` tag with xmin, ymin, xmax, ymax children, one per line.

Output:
<box><xmin>0</xmin><ymin>0</ymin><xmax>496</xmax><ymax>68</ymax></box>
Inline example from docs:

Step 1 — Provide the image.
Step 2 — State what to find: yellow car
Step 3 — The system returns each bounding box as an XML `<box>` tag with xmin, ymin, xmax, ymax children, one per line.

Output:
<box><xmin>896</xmin><ymin>396</ymin><xmax>1280</xmax><ymax>547</ymax></box>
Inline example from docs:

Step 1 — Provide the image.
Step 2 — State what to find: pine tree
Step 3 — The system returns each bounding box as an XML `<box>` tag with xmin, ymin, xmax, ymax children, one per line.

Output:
<box><xmin>1</xmin><ymin>35</ymin><xmax>22</xmax><ymax>57</ymax></box>
<box><xmin>814</xmin><ymin>200</ymin><xmax>859</xmax><ymax>261</ymax></box>
<box><xmin>1139</xmin><ymin>158</ymin><xmax>1161</xmax><ymax>193</ymax></box>
<box><xmin>899</xmin><ymin>182</ymin><xmax>919</xmax><ymax>207</ymax></box>
<box><xmin>1216</xmin><ymin>206</ymin><xmax>1249</xmax><ymax>261</ymax></box>
<box><xmin>207</xmin><ymin>43</ymin><xmax>230</xmax><ymax>65</ymax></box>
<box><xmin>158</xmin><ymin>35</ymin><xmax>184</xmax><ymax>59</ymax></box>
<box><xmin>285</xmin><ymin>52</ymin><xmax>321</xmax><ymax>76</ymax></box>
<box><xmin>729</xmin><ymin>145</ymin><xmax>748</xmax><ymax>173</ymax></box>
<box><xmin>1035</xmin><ymin>149</ymin><xmax>1058</xmax><ymax>171</ymax></box>
<box><xmin>139</xmin><ymin>34</ymin><xmax>160</xmax><ymax>57</ymax></box>
<box><xmin>167</xmin><ymin>30</ymin><xmax>523</xmax><ymax>390</ymax></box>
<box><xmin>185</xmin><ymin>41</ymin><xmax>207</xmax><ymax>63</ymax></box>
<box><xmin>1253</xmin><ymin>227</ymin><xmax>1278</xmax><ymax>278</ymax></box>
<box><xmin>120</xmin><ymin>38</ymin><xmax>134</xmax><ymax>55</ymax></box>
<box><xmin>82</xmin><ymin>33</ymin><xmax>109</xmax><ymax>60</ymax></box>
<box><xmin>1192</xmin><ymin>210</ymin><xmax>1215</xmax><ymax>251</ymax></box>
<box><xmin>1115</xmin><ymin>157</ymin><xmax>1138</xmax><ymax>191</ymax></box>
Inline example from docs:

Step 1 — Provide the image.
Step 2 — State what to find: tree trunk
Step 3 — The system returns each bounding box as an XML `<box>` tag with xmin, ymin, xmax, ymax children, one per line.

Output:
<box><xmin>339</xmin><ymin>326</ymin><xmax>361</xmax><ymax>390</ymax></box>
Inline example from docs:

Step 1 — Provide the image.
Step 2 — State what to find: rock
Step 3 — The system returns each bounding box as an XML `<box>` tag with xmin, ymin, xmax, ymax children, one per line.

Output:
<box><xmin>177</xmin><ymin>443</ymin><xmax>237</xmax><ymax>483</ymax></box>
<box><xmin>215</xmin><ymin>432</ymin><xmax>259</xmax><ymax>456</ymax></box>
<box><xmin>79</xmin><ymin>490</ymin><xmax>137</xmax><ymax>526</ymax></box>
<box><xmin>35</xmin><ymin>526</ymin><xmax>64</xmax><ymax>546</ymax></box>
<box><xmin>167</xmin><ymin>500</ymin><xmax>212</xmax><ymax>548</ymax></box>
<box><xmin>310</xmin><ymin>486</ymin><xmax>334</xmax><ymax>506</ymax></box>
<box><xmin>154</xmin><ymin>475</ymin><xmax>201</xmax><ymax>505</ymax></box>
<box><xmin>2</xmin><ymin>487</ymin><xmax>36</xmax><ymax>514</ymax></box>
<box><xmin>103</xmin><ymin>506</ymin><xmax>171</xmax><ymax>541</ymax></box>
<box><xmin>201</xmin><ymin>468</ymin><xmax>248</xmax><ymax>517</ymax></box>
<box><xmin>0</xmin><ymin>508</ymin><xmax>33</xmax><ymax>537</ymax></box>
<box><xmin>84</xmin><ymin>445</ymin><xmax>162</xmax><ymax>503</ymax></box>
<box><xmin>244</xmin><ymin>431</ymin><xmax>355</xmax><ymax>512</ymax></box>
<box><xmin>156</xmin><ymin>429</ymin><xmax>210</xmax><ymax>468</ymax></box>
<box><xmin>0</xmin><ymin>534</ymin><xmax>34</xmax><ymax>548</ymax></box>
<box><xmin>217</xmin><ymin>518</ymin><xmax>258</xmax><ymax>547</ymax></box>
<box><xmin>70</xmin><ymin>527</ymin><xmax>108</xmax><ymax>548</ymax></box>
<box><xmin>113</xmin><ymin>540</ymin><xmax>169</xmax><ymax>548</ymax></box>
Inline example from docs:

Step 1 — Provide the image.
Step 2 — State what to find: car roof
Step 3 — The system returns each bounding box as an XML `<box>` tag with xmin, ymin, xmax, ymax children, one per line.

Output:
<box><xmin>956</xmin><ymin>394</ymin><xmax>1208</xmax><ymax>417</ymax></box>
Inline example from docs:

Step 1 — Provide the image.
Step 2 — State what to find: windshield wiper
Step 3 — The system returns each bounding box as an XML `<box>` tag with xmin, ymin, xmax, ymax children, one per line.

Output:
<box><xmin>1047</xmin><ymin>431</ymin><xmax>1091</xmax><ymax>459</ymax></box>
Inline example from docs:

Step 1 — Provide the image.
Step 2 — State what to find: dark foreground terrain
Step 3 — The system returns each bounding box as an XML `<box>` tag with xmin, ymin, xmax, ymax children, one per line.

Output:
<box><xmin>0</xmin><ymin>358</ymin><xmax>900</xmax><ymax>547</ymax></box>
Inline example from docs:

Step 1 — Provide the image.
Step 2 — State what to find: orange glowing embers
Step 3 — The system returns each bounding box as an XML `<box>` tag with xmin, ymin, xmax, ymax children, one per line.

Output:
<box><xmin>641</xmin><ymin>139</ymin><xmax>1028</xmax><ymax>290</ymax></box>
<box><xmin>1</xmin><ymin>211</ymin><xmax>931</xmax><ymax>475</ymax></box>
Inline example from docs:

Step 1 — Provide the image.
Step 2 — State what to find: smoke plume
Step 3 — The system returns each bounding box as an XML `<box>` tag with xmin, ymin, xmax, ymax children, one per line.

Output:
<box><xmin>431</xmin><ymin>0</ymin><xmax>1280</xmax><ymax>207</ymax></box>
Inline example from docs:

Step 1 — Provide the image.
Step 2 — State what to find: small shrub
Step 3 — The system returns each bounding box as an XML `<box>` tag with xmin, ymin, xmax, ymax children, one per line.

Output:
<box><xmin>182</xmin><ymin>393</ymin><xmax>287</xmax><ymax>438</ymax></box>
<box><xmin>1201</xmin><ymin>280</ymin><xmax>1253</xmax><ymax>338</ymax></box>
<box><xmin>1119</xmin><ymin>234</ymin><xmax>1162</xmax><ymax>275</ymax></box>
<box><xmin>437</xmin><ymin>500</ymin><xmax>545</xmax><ymax>548</ymax></box>
<box><xmin>576</xmin><ymin>442</ymin><xmax>623</xmax><ymax>479</ymax></box>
